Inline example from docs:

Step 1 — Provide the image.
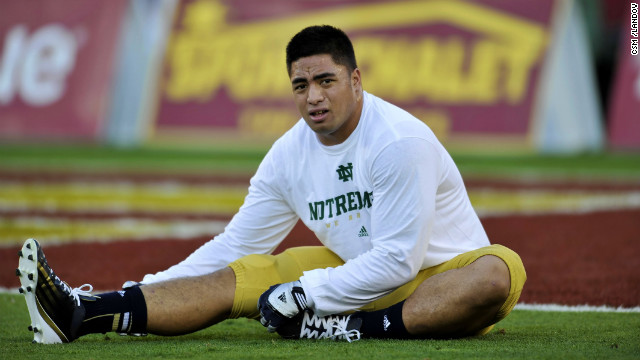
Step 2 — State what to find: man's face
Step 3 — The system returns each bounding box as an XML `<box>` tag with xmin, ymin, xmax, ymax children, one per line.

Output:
<box><xmin>289</xmin><ymin>54</ymin><xmax>363</xmax><ymax>146</ymax></box>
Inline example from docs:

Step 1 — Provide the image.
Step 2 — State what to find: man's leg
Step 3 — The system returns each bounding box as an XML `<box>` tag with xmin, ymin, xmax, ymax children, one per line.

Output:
<box><xmin>401</xmin><ymin>254</ymin><xmax>510</xmax><ymax>337</ymax></box>
<box><xmin>287</xmin><ymin>244</ymin><xmax>525</xmax><ymax>340</ymax></box>
<box><xmin>19</xmin><ymin>241</ymin><xmax>339</xmax><ymax>343</ymax></box>
<box><xmin>140</xmin><ymin>246</ymin><xmax>343</xmax><ymax>335</ymax></box>
<box><xmin>350</xmin><ymin>247</ymin><xmax>523</xmax><ymax>339</ymax></box>
<box><xmin>17</xmin><ymin>238</ymin><xmax>237</xmax><ymax>343</ymax></box>
<box><xmin>142</xmin><ymin>257</ymin><xmax>504</xmax><ymax>338</ymax></box>
<box><xmin>142</xmin><ymin>268</ymin><xmax>235</xmax><ymax>335</ymax></box>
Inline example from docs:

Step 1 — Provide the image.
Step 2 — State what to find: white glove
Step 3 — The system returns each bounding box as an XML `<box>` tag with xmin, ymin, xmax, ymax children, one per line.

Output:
<box><xmin>258</xmin><ymin>280</ymin><xmax>308</xmax><ymax>332</ymax></box>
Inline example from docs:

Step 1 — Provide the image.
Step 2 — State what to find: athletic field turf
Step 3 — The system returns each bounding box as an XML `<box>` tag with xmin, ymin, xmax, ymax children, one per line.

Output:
<box><xmin>0</xmin><ymin>294</ymin><xmax>638</xmax><ymax>360</ymax></box>
<box><xmin>0</xmin><ymin>144</ymin><xmax>639</xmax><ymax>359</ymax></box>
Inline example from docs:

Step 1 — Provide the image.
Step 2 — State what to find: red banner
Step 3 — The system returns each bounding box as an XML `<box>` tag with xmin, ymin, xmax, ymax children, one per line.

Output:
<box><xmin>154</xmin><ymin>0</ymin><xmax>556</xmax><ymax>148</ymax></box>
<box><xmin>608</xmin><ymin>2</ymin><xmax>640</xmax><ymax>149</ymax></box>
<box><xmin>0</xmin><ymin>0</ymin><xmax>127</xmax><ymax>141</ymax></box>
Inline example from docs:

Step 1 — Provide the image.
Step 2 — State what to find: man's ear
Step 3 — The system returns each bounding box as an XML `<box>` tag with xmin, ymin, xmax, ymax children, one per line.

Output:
<box><xmin>352</xmin><ymin>68</ymin><xmax>362</xmax><ymax>100</ymax></box>
<box><xmin>352</xmin><ymin>68</ymin><xmax>361</xmax><ymax>88</ymax></box>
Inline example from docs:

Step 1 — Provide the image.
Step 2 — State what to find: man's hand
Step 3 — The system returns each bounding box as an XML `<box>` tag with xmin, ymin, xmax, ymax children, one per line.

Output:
<box><xmin>258</xmin><ymin>280</ymin><xmax>308</xmax><ymax>332</ymax></box>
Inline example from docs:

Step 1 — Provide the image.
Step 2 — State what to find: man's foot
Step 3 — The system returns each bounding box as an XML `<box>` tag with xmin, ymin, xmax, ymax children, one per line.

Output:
<box><xmin>277</xmin><ymin>310</ymin><xmax>362</xmax><ymax>342</ymax></box>
<box><xmin>16</xmin><ymin>238</ymin><xmax>94</xmax><ymax>344</ymax></box>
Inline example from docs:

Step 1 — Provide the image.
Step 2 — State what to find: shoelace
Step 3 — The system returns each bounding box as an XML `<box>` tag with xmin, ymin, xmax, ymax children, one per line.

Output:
<box><xmin>328</xmin><ymin>315</ymin><xmax>361</xmax><ymax>343</ymax></box>
<box><xmin>49</xmin><ymin>269</ymin><xmax>93</xmax><ymax>306</ymax></box>
<box><xmin>67</xmin><ymin>283</ymin><xmax>94</xmax><ymax>306</ymax></box>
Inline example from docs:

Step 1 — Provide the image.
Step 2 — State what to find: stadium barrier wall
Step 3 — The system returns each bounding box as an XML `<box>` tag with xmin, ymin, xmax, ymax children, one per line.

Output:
<box><xmin>148</xmin><ymin>0</ymin><xmax>609</xmax><ymax>154</ymax></box>
<box><xmin>152</xmin><ymin>0</ymin><xmax>558</xmax><ymax>152</ymax></box>
<box><xmin>0</xmin><ymin>0</ymin><xmax>128</xmax><ymax>142</ymax></box>
<box><xmin>2</xmin><ymin>0</ymin><xmax>634</xmax><ymax>153</ymax></box>
<box><xmin>607</xmin><ymin>1</ymin><xmax>640</xmax><ymax>150</ymax></box>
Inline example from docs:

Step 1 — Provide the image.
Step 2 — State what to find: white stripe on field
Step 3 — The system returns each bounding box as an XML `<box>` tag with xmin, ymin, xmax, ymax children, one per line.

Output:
<box><xmin>515</xmin><ymin>303</ymin><xmax>640</xmax><ymax>313</ymax></box>
<box><xmin>472</xmin><ymin>190</ymin><xmax>640</xmax><ymax>217</ymax></box>
<box><xmin>0</xmin><ymin>217</ymin><xmax>229</xmax><ymax>248</ymax></box>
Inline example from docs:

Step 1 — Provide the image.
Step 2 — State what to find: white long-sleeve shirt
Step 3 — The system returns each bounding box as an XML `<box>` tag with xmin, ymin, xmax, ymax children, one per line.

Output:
<box><xmin>140</xmin><ymin>91</ymin><xmax>490</xmax><ymax>316</ymax></box>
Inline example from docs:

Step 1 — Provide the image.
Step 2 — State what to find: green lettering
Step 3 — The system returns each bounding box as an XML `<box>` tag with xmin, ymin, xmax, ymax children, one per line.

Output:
<box><xmin>362</xmin><ymin>191</ymin><xmax>373</xmax><ymax>209</ymax></box>
<box><xmin>309</xmin><ymin>201</ymin><xmax>324</xmax><ymax>221</ymax></box>
<box><xmin>347</xmin><ymin>192</ymin><xmax>358</xmax><ymax>211</ymax></box>
<box><xmin>335</xmin><ymin>195</ymin><xmax>347</xmax><ymax>216</ymax></box>
<box><xmin>325</xmin><ymin>198</ymin><xmax>335</xmax><ymax>218</ymax></box>
<box><xmin>355</xmin><ymin>191</ymin><xmax>363</xmax><ymax>210</ymax></box>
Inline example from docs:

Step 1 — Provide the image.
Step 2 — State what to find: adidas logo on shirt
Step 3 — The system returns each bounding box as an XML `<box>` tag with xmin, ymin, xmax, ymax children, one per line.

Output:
<box><xmin>358</xmin><ymin>226</ymin><xmax>369</xmax><ymax>237</ymax></box>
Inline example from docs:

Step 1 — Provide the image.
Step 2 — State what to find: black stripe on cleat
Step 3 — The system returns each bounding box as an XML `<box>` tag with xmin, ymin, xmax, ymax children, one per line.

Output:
<box><xmin>26</xmin><ymin>243</ymin><xmax>31</xmax><ymax>249</ymax></box>
<box><xmin>28</xmin><ymin>255</ymin><xmax>33</xmax><ymax>261</ymax></box>
<box><xmin>16</xmin><ymin>268</ymin><xmax>21</xmax><ymax>276</ymax></box>
<box><xmin>18</xmin><ymin>250</ymin><xmax>23</xmax><ymax>257</ymax></box>
<box><xmin>28</xmin><ymin>273</ymin><xmax>34</xmax><ymax>280</ymax></box>
<box><xmin>26</xmin><ymin>286</ymin><xmax>32</xmax><ymax>292</ymax></box>
<box><xmin>19</xmin><ymin>287</ymin><xmax>24</xmax><ymax>293</ymax></box>
<box><xmin>28</xmin><ymin>325</ymin><xmax>33</xmax><ymax>331</ymax></box>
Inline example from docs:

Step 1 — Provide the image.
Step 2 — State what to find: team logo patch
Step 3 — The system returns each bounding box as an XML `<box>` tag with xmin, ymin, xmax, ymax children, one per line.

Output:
<box><xmin>336</xmin><ymin>163</ymin><xmax>353</xmax><ymax>182</ymax></box>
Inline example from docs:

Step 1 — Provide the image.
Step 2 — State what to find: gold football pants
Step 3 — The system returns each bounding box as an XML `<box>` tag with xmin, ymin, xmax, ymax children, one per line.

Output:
<box><xmin>228</xmin><ymin>244</ymin><xmax>526</xmax><ymax>335</ymax></box>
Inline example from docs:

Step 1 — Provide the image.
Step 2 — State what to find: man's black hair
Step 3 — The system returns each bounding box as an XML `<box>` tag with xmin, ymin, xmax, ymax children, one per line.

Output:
<box><xmin>286</xmin><ymin>25</ymin><xmax>358</xmax><ymax>75</ymax></box>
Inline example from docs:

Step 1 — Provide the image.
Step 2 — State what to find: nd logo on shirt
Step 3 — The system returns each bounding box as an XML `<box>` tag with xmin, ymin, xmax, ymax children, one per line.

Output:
<box><xmin>307</xmin><ymin>162</ymin><xmax>373</xmax><ymax>224</ymax></box>
<box><xmin>336</xmin><ymin>163</ymin><xmax>353</xmax><ymax>182</ymax></box>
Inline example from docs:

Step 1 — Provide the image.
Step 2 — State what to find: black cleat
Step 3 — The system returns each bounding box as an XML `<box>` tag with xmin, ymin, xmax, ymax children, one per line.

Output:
<box><xmin>16</xmin><ymin>238</ymin><xmax>95</xmax><ymax>344</ymax></box>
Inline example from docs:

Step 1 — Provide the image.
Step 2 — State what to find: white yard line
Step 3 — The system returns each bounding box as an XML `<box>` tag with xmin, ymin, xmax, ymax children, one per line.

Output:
<box><xmin>515</xmin><ymin>303</ymin><xmax>640</xmax><ymax>313</ymax></box>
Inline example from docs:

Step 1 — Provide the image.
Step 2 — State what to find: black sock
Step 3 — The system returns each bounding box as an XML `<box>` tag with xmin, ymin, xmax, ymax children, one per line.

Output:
<box><xmin>351</xmin><ymin>300</ymin><xmax>412</xmax><ymax>339</ymax></box>
<box><xmin>78</xmin><ymin>286</ymin><xmax>147</xmax><ymax>336</ymax></box>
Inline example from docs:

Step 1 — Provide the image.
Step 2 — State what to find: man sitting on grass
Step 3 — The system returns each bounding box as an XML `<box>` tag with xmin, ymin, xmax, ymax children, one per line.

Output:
<box><xmin>16</xmin><ymin>25</ymin><xmax>526</xmax><ymax>344</ymax></box>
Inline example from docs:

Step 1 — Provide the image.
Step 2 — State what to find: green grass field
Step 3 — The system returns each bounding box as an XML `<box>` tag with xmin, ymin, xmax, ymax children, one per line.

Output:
<box><xmin>1</xmin><ymin>144</ymin><xmax>639</xmax><ymax>359</ymax></box>
<box><xmin>1</xmin><ymin>143</ymin><xmax>640</xmax><ymax>178</ymax></box>
<box><xmin>1</xmin><ymin>294</ymin><xmax>639</xmax><ymax>360</ymax></box>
